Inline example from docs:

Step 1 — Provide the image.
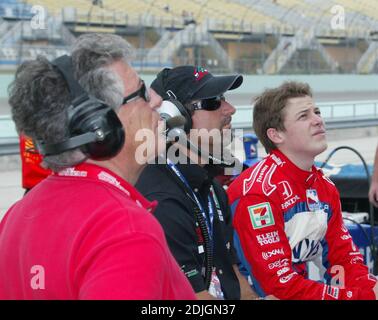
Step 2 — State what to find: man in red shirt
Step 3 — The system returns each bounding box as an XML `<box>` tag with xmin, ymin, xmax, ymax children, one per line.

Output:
<box><xmin>228</xmin><ymin>81</ymin><xmax>378</xmax><ymax>300</ymax></box>
<box><xmin>0</xmin><ymin>33</ymin><xmax>196</xmax><ymax>300</ymax></box>
<box><xmin>19</xmin><ymin>134</ymin><xmax>51</xmax><ymax>192</ymax></box>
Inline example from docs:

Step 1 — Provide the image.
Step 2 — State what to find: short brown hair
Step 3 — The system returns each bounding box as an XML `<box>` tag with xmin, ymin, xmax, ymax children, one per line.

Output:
<box><xmin>253</xmin><ymin>81</ymin><xmax>312</xmax><ymax>153</ymax></box>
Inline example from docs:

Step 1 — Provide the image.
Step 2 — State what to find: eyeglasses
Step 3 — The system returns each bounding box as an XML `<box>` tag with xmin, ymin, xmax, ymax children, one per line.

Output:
<box><xmin>122</xmin><ymin>80</ymin><xmax>150</xmax><ymax>105</ymax></box>
<box><xmin>191</xmin><ymin>95</ymin><xmax>225</xmax><ymax>111</ymax></box>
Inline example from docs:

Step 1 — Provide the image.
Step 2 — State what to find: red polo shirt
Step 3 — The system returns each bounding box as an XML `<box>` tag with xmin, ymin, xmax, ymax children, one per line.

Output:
<box><xmin>0</xmin><ymin>163</ymin><xmax>196</xmax><ymax>300</ymax></box>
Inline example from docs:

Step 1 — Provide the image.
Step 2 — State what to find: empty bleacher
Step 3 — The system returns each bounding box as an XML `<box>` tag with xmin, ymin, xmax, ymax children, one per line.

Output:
<box><xmin>333</xmin><ymin>0</ymin><xmax>378</xmax><ymax>21</ymax></box>
<box><xmin>0</xmin><ymin>0</ymin><xmax>377</xmax><ymax>74</ymax></box>
<box><xmin>0</xmin><ymin>0</ymin><xmax>33</xmax><ymax>19</ymax></box>
<box><xmin>6</xmin><ymin>1</ymin><xmax>374</xmax><ymax>37</ymax></box>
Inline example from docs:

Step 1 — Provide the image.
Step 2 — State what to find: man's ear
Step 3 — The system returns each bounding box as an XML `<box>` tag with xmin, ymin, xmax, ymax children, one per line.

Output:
<box><xmin>267</xmin><ymin>127</ymin><xmax>284</xmax><ymax>145</ymax></box>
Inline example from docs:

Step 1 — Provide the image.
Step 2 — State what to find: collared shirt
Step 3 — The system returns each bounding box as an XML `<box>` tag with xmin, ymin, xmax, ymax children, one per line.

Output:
<box><xmin>0</xmin><ymin>163</ymin><xmax>196</xmax><ymax>300</ymax></box>
<box><xmin>136</xmin><ymin>160</ymin><xmax>241</xmax><ymax>299</ymax></box>
<box><xmin>227</xmin><ymin>149</ymin><xmax>376</xmax><ymax>300</ymax></box>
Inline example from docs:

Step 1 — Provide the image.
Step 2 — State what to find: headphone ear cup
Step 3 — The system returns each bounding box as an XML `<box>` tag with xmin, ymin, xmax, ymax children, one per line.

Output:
<box><xmin>167</xmin><ymin>98</ymin><xmax>192</xmax><ymax>134</ymax></box>
<box><xmin>69</xmin><ymin>98</ymin><xmax>125</xmax><ymax>160</ymax></box>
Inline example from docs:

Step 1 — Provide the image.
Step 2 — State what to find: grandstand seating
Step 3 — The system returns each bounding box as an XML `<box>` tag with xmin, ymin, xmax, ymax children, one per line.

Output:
<box><xmin>0</xmin><ymin>0</ymin><xmax>374</xmax><ymax>33</ymax></box>
<box><xmin>272</xmin><ymin>0</ymin><xmax>322</xmax><ymax>20</ymax></box>
<box><xmin>0</xmin><ymin>0</ymin><xmax>377</xmax><ymax>74</ymax></box>
<box><xmin>20</xmin><ymin>0</ymin><xmax>283</xmax><ymax>32</ymax></box>
<box><xmin>9</xmin><ymin>1</ymin><xmax>375</xmax><ymax>37</ymax></box>
<box><xmin>24</xmin><ymin>0</ymin><xmax>90</xmax><ymax>16</ymax></box>
<box><xmin>333</xmin><ymin>0</ymin><xmax>378</xmax><ymax>21</ymax></box>
<box><xmin>0</xmin><ymin>0</ymin><xmax>33</xmax><ymax>19</ymax></box>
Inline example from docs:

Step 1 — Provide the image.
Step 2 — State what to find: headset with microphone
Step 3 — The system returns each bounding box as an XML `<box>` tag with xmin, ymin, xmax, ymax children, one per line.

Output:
<box><xmin>154</xmin><ymin>69</ymin><xmax>237</xmax><ymax>167</ymax></box>
<box><xmin>157</xmin><ymin>103</ymin><xmax>236</xmax><ymax>167</ymax></box>
<box><xmin>37</xmin><ymin>55</ymin><xmax>125</xmax><ymax>161</ymax></box>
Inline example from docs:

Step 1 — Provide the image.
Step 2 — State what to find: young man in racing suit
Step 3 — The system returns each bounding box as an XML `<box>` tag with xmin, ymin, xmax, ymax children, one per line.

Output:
<box><xmin>227</xmin><ymin>81</ymin><xmax>378</xmax><ymax>300</ymax></box>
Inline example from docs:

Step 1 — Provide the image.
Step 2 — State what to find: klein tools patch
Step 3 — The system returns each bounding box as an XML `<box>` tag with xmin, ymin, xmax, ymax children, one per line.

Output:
<box><xmin>306</xmin><ymin>189</ymin><xmax>321</xmax><ymax>211</ymax></box>
<box><xmin>248</xmin><ymin>202</ymin><xmax>275</xmax><ymax>229</ymax></box>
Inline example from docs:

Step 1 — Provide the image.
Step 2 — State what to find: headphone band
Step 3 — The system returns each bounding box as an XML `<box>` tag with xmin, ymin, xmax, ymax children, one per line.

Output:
<box><xmin>37</xmin><ymin>132</ymin><xmax>98</xmax><ymax>156</ymax></box>
<box><xmin>51</xmin><ymin>55</ymin><xmax>88</xmax><ymax>102</ymax></box>
<box><xmin>35</xmin><ymin>55</ymin><xmax>125</xmax><ymax>160</ymax></box>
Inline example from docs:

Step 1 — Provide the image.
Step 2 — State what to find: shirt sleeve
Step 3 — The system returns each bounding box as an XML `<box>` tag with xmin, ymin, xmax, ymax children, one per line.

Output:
<box><xmin>233</xmin><ymin>193</ymin><xmax>376</xmax><ymax>300</ymax></box>
<box><xmin>324</xmin><ymin>189</ymin><xmax>377</xmax><ymax>298</ymax></box>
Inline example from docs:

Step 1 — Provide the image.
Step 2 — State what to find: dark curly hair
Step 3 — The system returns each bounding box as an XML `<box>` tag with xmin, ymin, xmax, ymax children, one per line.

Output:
<box><xmin>8</xmin><ymin>33</ymin><xmax>132</xmax><ymax>171</ymax></box>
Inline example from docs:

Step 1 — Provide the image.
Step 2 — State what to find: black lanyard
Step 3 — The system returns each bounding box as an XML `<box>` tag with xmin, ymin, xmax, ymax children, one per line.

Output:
<box><xmin>167</xmin><ymin>159</ymin><xmax>215</xmax><ymax>245</ymax></box>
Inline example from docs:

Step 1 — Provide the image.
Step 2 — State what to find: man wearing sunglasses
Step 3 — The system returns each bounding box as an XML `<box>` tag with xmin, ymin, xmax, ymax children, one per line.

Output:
<box><xmin>136</xmin><ymin>66</ymin><xmax>257</xmax><ymax>300</ymax></box>
<box><xmin>0</xmin><ymin>34</ymin><xmax>196</xmax><ymax>300</ymax></box>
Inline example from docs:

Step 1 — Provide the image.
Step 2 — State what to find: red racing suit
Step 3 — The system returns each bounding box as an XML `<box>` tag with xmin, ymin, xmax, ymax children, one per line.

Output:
<box><xmin>19</xmin><ymin>135</ymin><xmax>51</xmax><ymax>189</ymax></box>
<box><xmin>227</xmin><ymin>149</ymin><xmax>377</xmax><ymax>300</ymax></box>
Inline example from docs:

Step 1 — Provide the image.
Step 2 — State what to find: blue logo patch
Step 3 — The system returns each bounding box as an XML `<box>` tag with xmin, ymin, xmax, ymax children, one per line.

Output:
<box><xmin>306</xmin><ymin>189</ymin><xmax>321</xmax><ymax>211</ymax></box>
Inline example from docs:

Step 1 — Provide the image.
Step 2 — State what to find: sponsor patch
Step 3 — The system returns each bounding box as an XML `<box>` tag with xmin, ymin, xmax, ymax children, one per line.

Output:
<box><xmin>350</xmin><ymin>256</ymin><xmax>364</xmax><ymax>264</ymax></box>
<box><xmin>256</xmin><ymin>165</ymin><xmax>269</xmax><ymax>183</ymax></box>
<box><xmin>281</xmin><ymin>195</ymin><xmax>300</xmax><ymax>210</ymax></box>
<box><xmin>278</xmin><ymin>181</ymin><xmax>292</xmax><ymax>200</ymax></box>
<box><xmin>306</xmin><ymin>189</ymin><xmax>321</xmax><ymax>211</ymax></box>
<box><xmin>277</xmin><ymin>267</ymin><xmax>290</xmax><ymax>276</ymax></box>
<box><xmin>243</xmin><ymin>160</ymin><xmax>266</xmax><ymax>195</ymax></box>
<box><xmin>262</xmin><ymin>248</ymin><xmax>284</xmax><ymax>260</ymax></box>
<box><xmin>194</xmin><ymin>67</ymin><xmax>209</xmax><ymax>81</ymax></box>
<box><xmin>326</xmin><ymin>285</ymin><xmax>340</xmax><ymax>299</ymax></box>
<box><xmin>271</xmin><ymin>154</ymin><xmax>285</xmax><ymax>166</ymax></box>
<box><xmin>98</xmin><ymin>171</ymin><xmax>130</xmax><ymax>195</ymax></box>
<box><xmin>262</xmin><ymin>165</ymin><xmax>277</xmax><ymax>196</ymax></box>
<box><xmin>256</xmin><ymin>231</ymin><xmax>280</xmax><ymax>246</ymax></box>
<box><xmin>58</xmin><ymin>167</ymin><xmax>87</xmax><ymax>177</ymax></box>
<box><xmin>279</xmin><ymin>272</ymin><xmax>296</xmax><ymax>284</ymax></box>
<box><xmin>268</xmin><ymin>258</ymin><xmax>290</xmax><ymax>270</ymax></box>
<box><xmin>248</xmin><ymin>202</ymin><xmax>275</xmax><ymax>230</ymax></box>
<box><xmin>341</xmin><ymin>234</ymin><xmax>352</xmax><ymax>241</ymax></box>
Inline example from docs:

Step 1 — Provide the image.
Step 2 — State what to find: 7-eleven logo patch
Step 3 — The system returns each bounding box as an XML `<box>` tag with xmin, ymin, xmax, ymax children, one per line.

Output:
<box><xmin>248</xmin><ymin>202</ymin><xmax>275</xmax><ymax>229</ymax></box>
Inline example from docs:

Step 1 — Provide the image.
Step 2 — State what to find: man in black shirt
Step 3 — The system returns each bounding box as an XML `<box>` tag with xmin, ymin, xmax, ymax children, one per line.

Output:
<box><xmin>136</xmin><ymin>66</ymin><xmax>256</xmax><ymax>300</ymax></box>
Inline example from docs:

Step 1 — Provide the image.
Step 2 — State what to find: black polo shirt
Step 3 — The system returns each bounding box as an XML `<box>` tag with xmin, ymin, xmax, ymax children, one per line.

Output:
<box><xmin>135</xmin><ymin>161</ymin><xmax>241</xmax><ymax>299</ymax></box>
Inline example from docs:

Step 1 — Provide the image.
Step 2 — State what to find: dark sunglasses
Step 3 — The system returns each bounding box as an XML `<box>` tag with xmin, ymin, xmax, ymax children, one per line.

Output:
<box><xmin>191</xmin><ymin>95</ymin><xmax>225</xmax><ymax>111</ymax></box>
<box><xmin>122</xmin><ymin>80</ymin><xmax>150</xmax><ymax>105</ymax></box>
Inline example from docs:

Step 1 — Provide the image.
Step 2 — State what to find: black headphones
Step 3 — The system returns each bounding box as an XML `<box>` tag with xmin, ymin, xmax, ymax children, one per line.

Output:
<box><xmin>153</xmin><ymin>69</ymin><xmax>193</xmax><ymax>134</ymax></box>
<box><xmin>37</xmin><ymin>55</ymin><xmax>125</xmax><ymax>160</ymax></box>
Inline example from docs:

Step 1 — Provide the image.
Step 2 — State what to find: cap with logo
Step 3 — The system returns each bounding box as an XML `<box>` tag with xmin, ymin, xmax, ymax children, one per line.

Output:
<box><xmin>151</xmin><ymin>65</ymin><xmax>243</xmax><ymax>104</ymax></box>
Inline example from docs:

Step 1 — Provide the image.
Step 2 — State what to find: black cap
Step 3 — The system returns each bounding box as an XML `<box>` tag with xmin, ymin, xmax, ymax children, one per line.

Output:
<box><xmin>151</xmin><ymin>66</ymin><xmax>243</xmax><ymax>104</ymax></box>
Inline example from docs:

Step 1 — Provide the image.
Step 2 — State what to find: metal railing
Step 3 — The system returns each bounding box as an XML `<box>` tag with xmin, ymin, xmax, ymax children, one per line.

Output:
<box><xmin>232</xmin><ymin>100</ymin><xmax>378</xmax><ymax>129</ymax></box>
<box><xmin>1</xmin><ymin>100</ymin><xmax>378</xmax><ymax>155</ymax></box>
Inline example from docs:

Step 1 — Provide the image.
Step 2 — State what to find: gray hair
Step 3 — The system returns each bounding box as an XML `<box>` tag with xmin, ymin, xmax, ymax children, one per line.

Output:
<box><xmin>71</xmin><ymin>33</ymin><xmax>133</xmax><ymax>112</ymax></box>
<box><xmin>8</xmin><ymin>33</ymin><xmax>132</xmax><ymax>172</ymax></box>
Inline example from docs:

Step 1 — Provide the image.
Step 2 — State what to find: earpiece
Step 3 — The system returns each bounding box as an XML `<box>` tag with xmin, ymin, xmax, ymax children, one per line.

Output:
<box><xmin>156</xmin><ymin>99</ymin><xmax>192</xmax><ymax>134</ymax></box>
<box><xmin>37</xmin><ymin>55</ymin><xmax>125</xmax><ymax>160</ymax></box>
<box><xmin>154</xmin><ymin>69</ymin><xmax>193</xmax><ymax>134</ymax></box>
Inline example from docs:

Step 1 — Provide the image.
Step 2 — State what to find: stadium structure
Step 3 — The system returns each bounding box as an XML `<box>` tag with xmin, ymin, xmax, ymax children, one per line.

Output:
<box><xmin>0</xmin><ymin>0</ymin><xmax>377</xmax><ymax>74</ymax></box>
